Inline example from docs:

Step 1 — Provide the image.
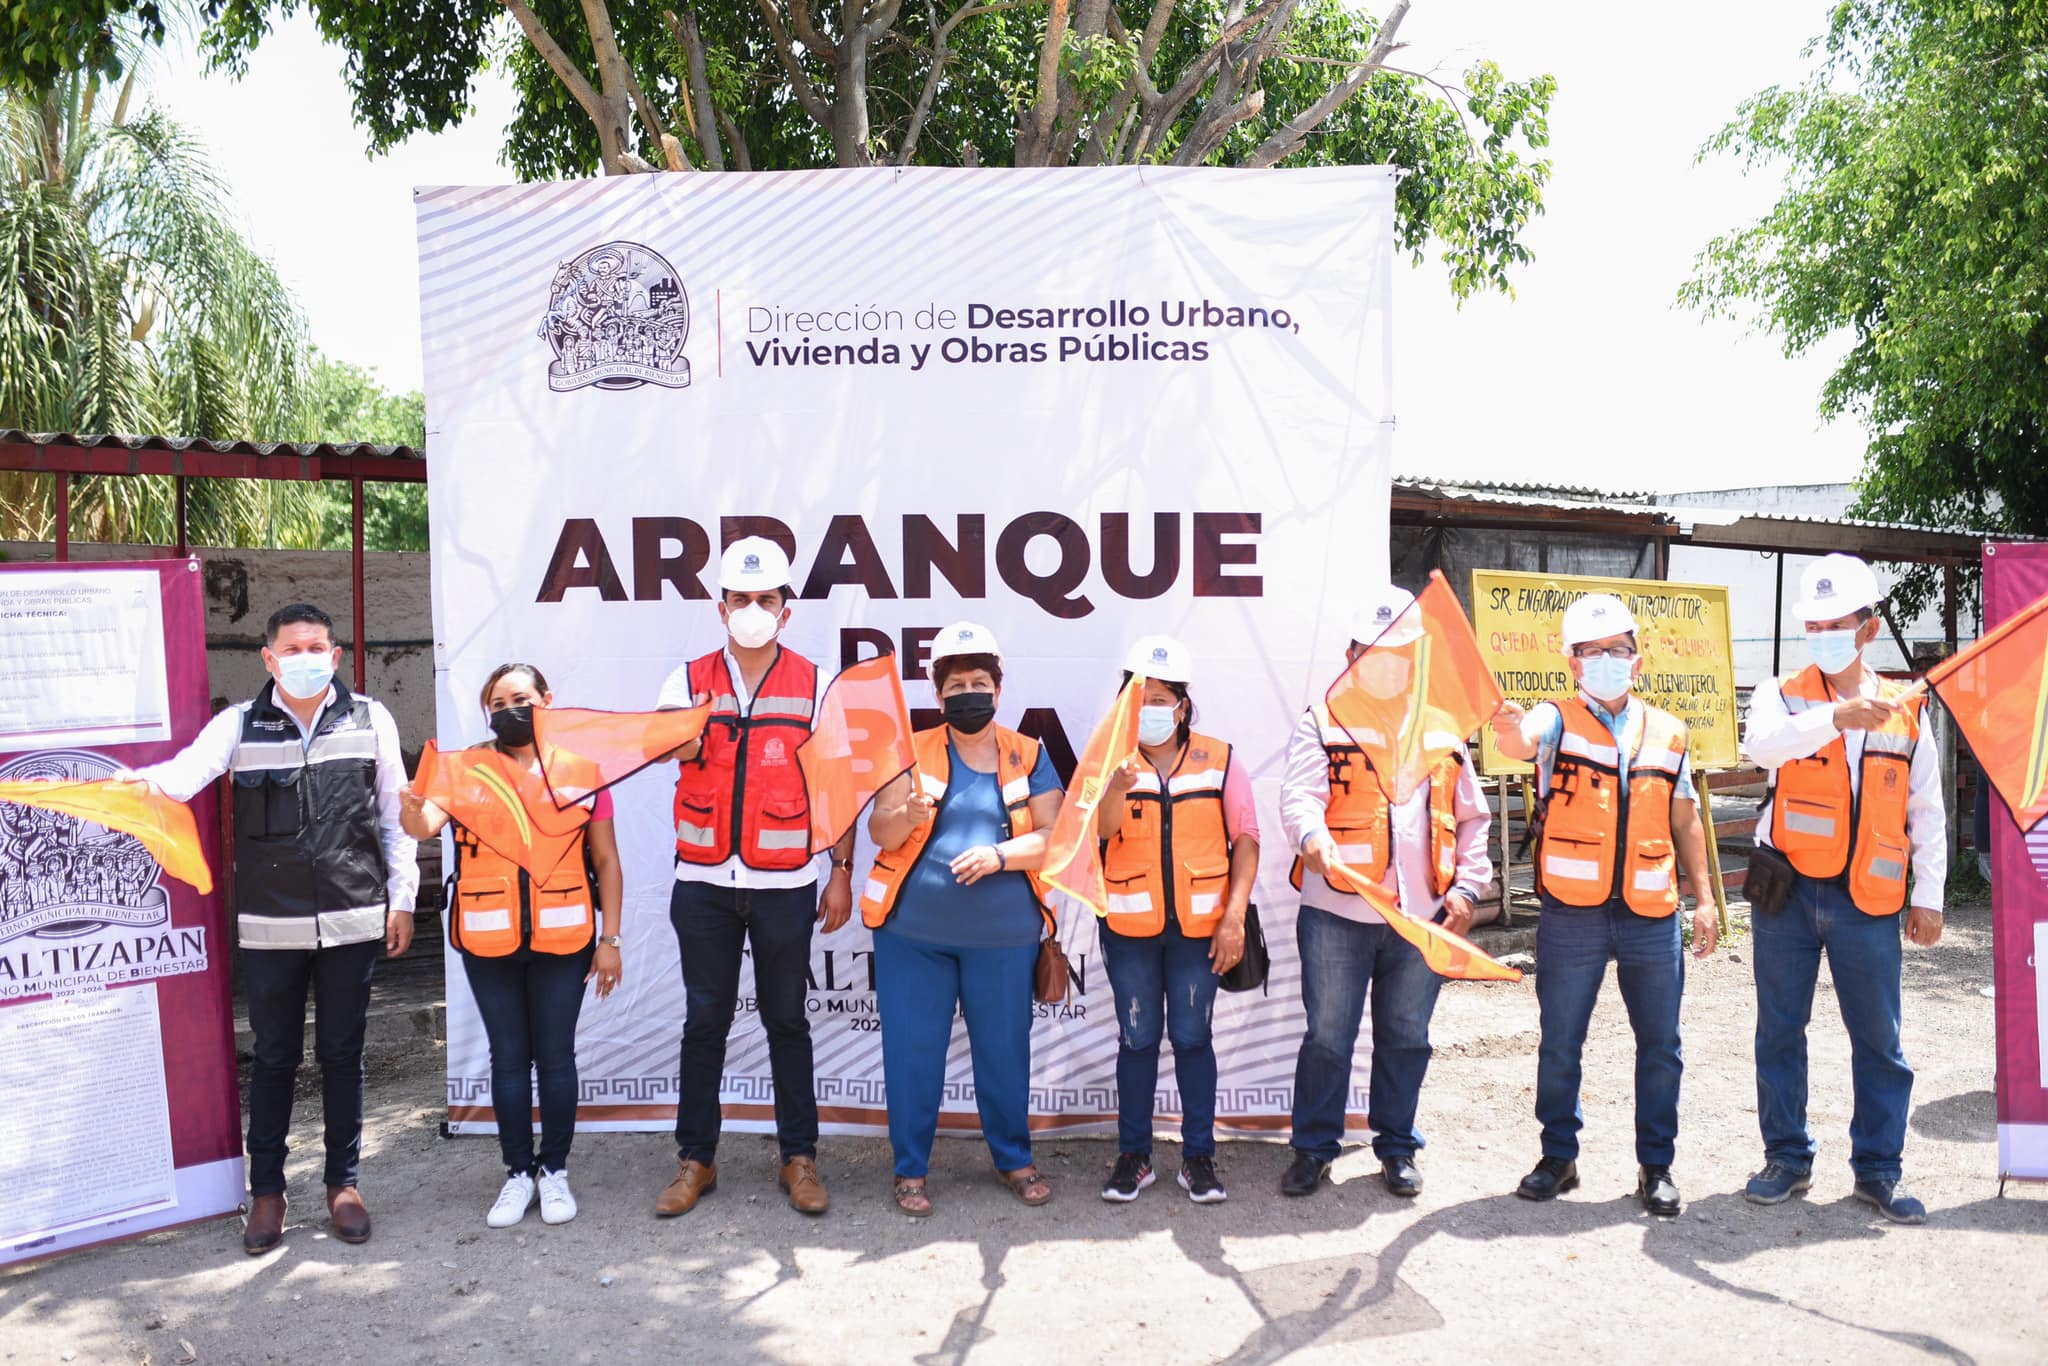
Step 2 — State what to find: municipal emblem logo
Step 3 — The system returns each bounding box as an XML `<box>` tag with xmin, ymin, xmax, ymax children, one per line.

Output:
<box><xmin>537</xmin><ymin>241</ymin><xmax>691</xmax><ymax>392</ymax></box>
<box><xmin>0</xmin><ymin>750</ymin><xmax>170</xmax><ymax>946</ymax></box>
<box><xmin>958</xmin><ymin>628</ymin><xmax>975</xmax><ymax>642</ymax></box>
<box><xmin>762</xmin><ymin>738</ymin><xmax>788</xmax><ymax>766</ymax></box>
<box><xmin>1815</xmin><ymin>578</ymin><xmax>1834</xmax><ymax>597</ymax></box>
<box><xmin>1376</xmin><ymin>606</ymin><xmax>1394</xmax><ymax>622</ymax></box>
<box><xmin>1150</xmin><ymin>646</ymin><xmax>1169</xmax><ymax>663</ymax></box>
<box><xmin>743</xmin><ymin>553</ymin><xmax>761</xmax><ymax>574</ymax></box>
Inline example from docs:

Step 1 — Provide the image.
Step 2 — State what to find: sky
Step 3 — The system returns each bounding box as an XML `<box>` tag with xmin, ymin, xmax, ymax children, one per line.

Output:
<box><xmin>148</xmin><ymin>1</ymin><xmax>1866</xmax><ymax>494</ymax></box>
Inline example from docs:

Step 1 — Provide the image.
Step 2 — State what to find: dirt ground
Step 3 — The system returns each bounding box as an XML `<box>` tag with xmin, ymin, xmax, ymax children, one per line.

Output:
<box><xmin>4</xmin><ymin>900</ymin><xmax>2045</xmax><ymax>1366</ymax></box>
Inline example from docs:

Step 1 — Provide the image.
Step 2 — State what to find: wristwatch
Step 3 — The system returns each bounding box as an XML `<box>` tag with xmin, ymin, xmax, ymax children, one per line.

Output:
<box><xmin>597</xmin><ymin>934</ymin><xmax>622</xmax><ymax>948</ymax></box>
<box><xmin>831</xmin><ymin>856</ymin><xmax>855</xmax><ymax>870</ymax></box>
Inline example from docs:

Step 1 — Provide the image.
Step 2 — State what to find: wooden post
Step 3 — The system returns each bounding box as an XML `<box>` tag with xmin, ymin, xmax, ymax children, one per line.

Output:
<box><xmin>1698</xmin><ymin>776</ymin><xmax>1730</xmax><ymax>937</ymax></box>
<box><xmin>54</xmin><ymin>472</ymin><xmax>69</xmax><ymax>561</ymax></box>
<box><xmin>1494</xmin><ymin>775</ymin><xmax>1513</xmax><ymax>927</ymax></box>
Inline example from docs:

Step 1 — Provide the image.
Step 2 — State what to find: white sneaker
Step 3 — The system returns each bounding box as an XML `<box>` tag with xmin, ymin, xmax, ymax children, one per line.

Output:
<box><xmin>487</xmin><ymin>1172</ymin><xmax>536</xmax><ymax>1228</ymax></box>
<box><xmin>537</xmin><ymin>1168</ymin><xmax>577</xmax><ymax>1225</ymax></box>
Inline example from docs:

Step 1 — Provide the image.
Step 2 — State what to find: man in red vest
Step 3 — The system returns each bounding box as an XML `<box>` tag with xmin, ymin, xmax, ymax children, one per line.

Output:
<box><xmin>1493</xmin><ymin>593</ymin><xmax>1717</xmax><ymax>1216</ymax></box>
<box><xmin>1742</xmin><ymin>554</ymin><xmax>1945</xmax><ymax>1224</ymax></box>
<box><xmin>652</xmin><ymin>536</ymin><xmax>854</xmax><ymax>1219</ymax></box>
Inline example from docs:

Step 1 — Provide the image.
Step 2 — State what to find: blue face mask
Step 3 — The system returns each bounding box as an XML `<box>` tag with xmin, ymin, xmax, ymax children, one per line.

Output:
<box><xmin>1808</xmin><ymin>628</ymin><xmax>1863</xmax><ymax>675</ymax></box>
<box><xmin>1578</xmin><ymin>655</ymin><xmax>1634</xmax><ymax>704</ymax></box>
<box><xmin>1138</xmin><ymin>704</ymin><xmax>1179</xmax><ymax>747</ymax></box>
<box><xmin>275</xmin><ymin>650</ymin><xmax>336</xmax><ymax>700</ymax></box>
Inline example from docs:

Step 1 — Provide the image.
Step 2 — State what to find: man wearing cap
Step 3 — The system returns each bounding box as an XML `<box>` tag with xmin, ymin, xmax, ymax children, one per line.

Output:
<box><xmin>652</xmin><ymin>536</ymin><xmax>855</xmax><ymax>1218</ymax></box>
<box><xmin>1740</xmin><ymin>553</ymin><xmax>1945</xmax><ymax>1224</ymax></box>
<box><xmin>1279</xmin><ymin>585</ymin><xmax>1494</xmax><ymax>1199</ymax></box>
<box><xmin>1492</xmin><ymin>592</ymin><xmax>1717</xmax><ymax>1216</ymax></box>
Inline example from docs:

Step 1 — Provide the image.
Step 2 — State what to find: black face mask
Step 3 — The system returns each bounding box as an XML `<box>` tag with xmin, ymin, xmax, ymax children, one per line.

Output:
<box><xmin>942</xmin><ymin>692</ymin><xmax>997</xmax><ymax>735</ymax></box>
<box><xmin>489</xmin><ymin>705</ymin><xmax>535</xmax><ymax>747</ymax></box>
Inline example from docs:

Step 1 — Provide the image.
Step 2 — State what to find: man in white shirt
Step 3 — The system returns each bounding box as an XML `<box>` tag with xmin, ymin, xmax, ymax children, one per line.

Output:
<box><xmin>1277</xmin><ymin>585</ymin><xmax>1493</xmax><ymax>1200</ymax></box>
<box><xmin>1740</xmin><ymin>554</ymin><xmax>1946</xmax><ymax>1224</ymax></box>
<box><xmin>129</xmin><ymin>602</ymin><xmax>417</xmax><ymax>1253</ymax></box>
<box><xmin>651</xmin><ymin>538</ymin><xmax>855</xmax><ymax>1219</ymax></box>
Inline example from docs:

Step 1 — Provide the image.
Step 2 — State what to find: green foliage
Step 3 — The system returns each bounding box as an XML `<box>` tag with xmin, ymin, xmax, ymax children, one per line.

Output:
<box><xmin>1684</xmin><ymin>0</ymin><xmax>2048</xmax><ymax>615</ymax></box>
<box><xmin>1</xmin><ymin>1</ymin><xmax>166</xmax><ymax>88</ymax></box>
<box><xmin>302</xmin><ymin>351</ymin><xmax>430</xmax><ymax>552</ymax></box>
<box><xmin>204</xmin><ymin>0</ymin><xmax>1552</xmax><ymax>300</ymax></box>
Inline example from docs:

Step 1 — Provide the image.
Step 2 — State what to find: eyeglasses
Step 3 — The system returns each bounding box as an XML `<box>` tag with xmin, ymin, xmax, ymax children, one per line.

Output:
<box><xmin>1570</xmin><ymin>645</ymin><xmax>1637</xmax><ymax>660</ymax></box>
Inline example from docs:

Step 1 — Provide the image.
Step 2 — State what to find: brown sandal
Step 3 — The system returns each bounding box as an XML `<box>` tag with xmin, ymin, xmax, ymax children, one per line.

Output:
<box><xmin>893</xmin><ymin>1179</ymin><xmax>932</xmax><ymax>1217</ymax></box>
<box><xmin>996</xmin><ymin>1166</ymin><xmax>1053</xmax><ymax>1206</ymax></box>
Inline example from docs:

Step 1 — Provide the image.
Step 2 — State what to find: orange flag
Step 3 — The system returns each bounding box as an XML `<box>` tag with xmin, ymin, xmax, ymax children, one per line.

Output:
<box><xmin>530</xmin><ymin>704</ymin><xmax>712</xmax><ymax>810</ymax></box>
<box><xmin>1326</xmin><ymin>861</ymin><xmax>1522</xmax><ymax>982</ymax></box>
<box><xmin>1043</xmin><ymin>675</ymin><xmax>1145</xmax><ymax>916</ymax></box>
<box><xmin>413</xmin><ymin>741</ymin><xmax>589</xmax><ymax>880</ymax></box>
<box><xmin>797</xmin><ymin>655</ymin><xmax>916</xmax><ymax>854</ymax></box>
<box><xmin>0</xmin><ymin>779</ymin><xmax>214</xmax><ymax>894</ymax></box>
<box><xmin>1325</xmin><ymin>571</ymin><xmax>1504</xmax><ymax>804</ymax></box>
<box><xmin>1923</xmin><ymin>587</ymin><xmax>2048</xmax><ymax>831</ymax></box>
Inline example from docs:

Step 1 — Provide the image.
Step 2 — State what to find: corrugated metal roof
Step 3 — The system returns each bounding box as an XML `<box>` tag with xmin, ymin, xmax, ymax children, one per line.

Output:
<box><xmin>1395</xmin><ymin>475</ymin><xmax>1655</xmax><ymax>503</ymax></box>
<box><xmin>0</xmin><ymin>429</ymin><xmax>423</xmax><ymax>461</ymax></box>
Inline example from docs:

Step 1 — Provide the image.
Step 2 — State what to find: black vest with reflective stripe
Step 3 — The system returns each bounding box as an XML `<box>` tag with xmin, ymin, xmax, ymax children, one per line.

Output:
<box><xmin>229</xmin><ymin>681</ymin><xmax>389</xmax><ymax>924</ymax></box>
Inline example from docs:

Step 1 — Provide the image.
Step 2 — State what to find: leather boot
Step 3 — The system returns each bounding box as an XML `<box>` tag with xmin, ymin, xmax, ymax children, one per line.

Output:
<box><xmin>327</xmin><ymin>1185</ymin><xmax>372</xmax><ymax>1244</ymax></box>
<box><xmin>243</xmin><ymin>1193</ymin><xmax>287</xmax><ymax>1255</ymax></box>
<box><xmin>655</xmin><ymin>1158</ymin><xmax>718</xmax><ymax>1217</ymax></box>
<box><xmin>779</xmin><ymin>1156</ymin><xmax>829</xmax><ymax>1215</ymax></box>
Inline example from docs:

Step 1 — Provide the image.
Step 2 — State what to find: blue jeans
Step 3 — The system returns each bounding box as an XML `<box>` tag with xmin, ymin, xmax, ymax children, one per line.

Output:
<box><xmin>670</xmin><ymin>879</ymin><xmax>819</xmax><ymax>1163</ymax></box>
<box><xmin>1534</xmin><ymin>895</ymin><xmax>1685</xmax><ymax>1166</ymax></box>
<box><xmin>462</xmin><ymin>944</ymin><xmax>594</xmax><ymax>1176</ymax></box>
<box><xmin>873</xmin><ymin>928</ymin><xmax>1037</xmax><ymax>1179</ymax></box>
<box><xmin>1752</xmin><ymin>875</ymin><xmax>1912</xmax><ymax>1182</ymax></box>
<box><xmin>1290</xmin><ymin>903</ymin><xmax>1444</xmax><ymax>1163</ymax></box>
<box><xmin>1101</xmin><ymin>917</ymin><xmax>1220</xmax><ymax>1158</ymax></box>
<box><xmin>241</xmin><ymin>939</ymin><xmax>380</xmax><ymax>1195</ymax></box>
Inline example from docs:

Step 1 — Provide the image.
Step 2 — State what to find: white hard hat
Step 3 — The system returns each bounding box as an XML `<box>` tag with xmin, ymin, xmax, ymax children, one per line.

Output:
<box><xmin>931</xmin><ymin>620</ymin><xmax>1002</xmax><ymax>663</ymax></box>
<box><xmin>1792</xmin><ymin>553</ymin><xmax>1882</xmax><ymax>622</ymax></box>
<box><xmin>1125</xmin><ymin>634</ymin><xmax>1193</xmax><ymax>684</ymax></box>
<box><xmin>718</xmin><ymin>536</ymin><xmax>792</xmax><ymax>593</ymax></box>
<box><xmin>1351</xmin><ymin>584</ymin><xmax>1419</xmax><ymax>647</ymax></box>
<box><xmin>1561</xmin><ymin>593</ymin><xmax>1638</xmax><ymax>648</ymax></box>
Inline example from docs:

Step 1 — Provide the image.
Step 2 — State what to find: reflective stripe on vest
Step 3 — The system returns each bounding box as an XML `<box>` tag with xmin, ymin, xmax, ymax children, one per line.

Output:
<box><xmin>1767</xmin><ymin>665</ymin><xmax>1921</xmax><ymax>915</ymax></box>
<box><xmin>1101</xmin><ymin>733</ymin><xmax>1234</xmax><ymax>939</ymax></box>
<box><xmin>672</xmin><ymin>647</ymin><xmax>817</xmax><ymax>870</ymax></box>
<box><xmin>859</xmin><ymin>726</ymin><xmax>1052</xmax><ymax>931</ymax></box>
<box><xmin>1288</xmin><ymin>705</ymin><xmax>1459</xmax><ymax>901</ymax></box>
<box><xmin>1536</xmin><ymin>697</ymin><xmax>1688</xmax><ymax>918</ymax></box>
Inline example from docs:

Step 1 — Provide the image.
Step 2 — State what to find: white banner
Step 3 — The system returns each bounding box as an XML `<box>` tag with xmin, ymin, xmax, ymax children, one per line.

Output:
<box><xmin>417</xmin><ymin>166</ymin><xmax>1396</xmax><ymax>1139</ymax></box>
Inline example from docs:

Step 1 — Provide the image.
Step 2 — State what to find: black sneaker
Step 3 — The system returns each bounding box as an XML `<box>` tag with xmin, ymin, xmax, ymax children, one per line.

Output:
<box><xmin>1852</xmin><ymin>1179</ymin><xmax>1927</xmax><ymax>1225</ymax></box>
<box><xmin>1100</xmin><ymin>1152</ymin><xmax>1154</xmax><ymax>1203</ymax></box>
<box><xmin>1178</xmin><ymin>1155</ymin><xmax>1227</xmax><ymax>1204</ymax></box>
<box><xmin>1279</xmin><ymin>1151</ymin><xmax>1331</xmax><ymax>1197</ymax></box>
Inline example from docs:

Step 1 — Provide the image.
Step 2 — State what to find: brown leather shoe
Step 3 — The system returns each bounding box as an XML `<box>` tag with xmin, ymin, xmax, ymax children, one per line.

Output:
<box><xmin>326</xmin><ymin>1185</ymin><xmax>371</xmax><ymax>1244</ymax></box>
<box><xmin>243</xmin><ymin>1193</ymin><xmax>287</xmax><ymax>1255</ymax></box>
<box><xmin>655</xmin><ymin>1158</ymin><xmax>717</xmax><ymax>1217</ymax></box>
<box><xmin>779</xmin><ymin>1156</ymin><xmax>829</xmax><ymax>1215</ymax></box>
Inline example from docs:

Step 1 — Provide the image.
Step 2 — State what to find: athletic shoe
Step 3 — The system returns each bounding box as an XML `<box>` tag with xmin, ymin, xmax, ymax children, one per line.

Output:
<box><xmin>1853</xmin><ymin>1179</ymin><xmax>1926</xmax><ymax>1225</ymax></box>
<box><xmin>487</xmin><ymin>1173</ymin><xmax>536</xmax><ymax>1228</ymax></box>
<box><xmin>537</xmin><ymin>1168</ymin><xmax>577</xmax><ymax>1225</ymax></box>
<box><xmin>1742</xmin><ymin>1162</ymin><xmax>1812</xmax><ymax>1206</ymax></box>
<box><xmin>1101</xmin><ymin>1152</ymin><xmax>1154</xmax><ymax>1203</ymax></box>
<box><xmin>1178</xmin><ymin>1155</ymin><xmax>1227</xmax><ymax>1204</ymax></box>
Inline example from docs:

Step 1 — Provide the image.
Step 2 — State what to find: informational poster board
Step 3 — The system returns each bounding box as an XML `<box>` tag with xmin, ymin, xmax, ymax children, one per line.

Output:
<box><xmin>0</xmin><ymin>559</ymin><xmax>242</xmax><ymax>1265</ymax></box>
<box><xmin>1985</xmin><ymin>542</ymin><xmax>2048</xmax><ymax>1182</ymax></box>
<box><xmin>417</xmin><ymin>166</ymin><xmax>1398</xmax><ymax>1138</ymax></box>
<box><xmin>1470</xmin><ymin>569</ymin><xmax>1739</xmax><ymax>774</ymax></box>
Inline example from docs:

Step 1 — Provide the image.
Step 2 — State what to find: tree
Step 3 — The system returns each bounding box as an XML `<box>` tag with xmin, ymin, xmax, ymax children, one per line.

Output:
<box><xmin>1683</xmin><ymin>0</ymin><xmax>2048</xmax><ymax>617</ymax></box>
<box><xmin>303</xmin><ymin>351</ymin><xmax>430</xmax><ymax>552</ymax></box>
<box><xmin>0</xmin><ymin>55</ymin><xmax>324</xmax><ymax>547</ymax></box>
<box><xmin>203</xmin><ymin>0</ymin><xmax>1554</xmax><ymax>298</ymax></box>
<box><xmin>1</xmin><ymin>2</ymin><xmax>166</xmax><ymax>90</ymax></box>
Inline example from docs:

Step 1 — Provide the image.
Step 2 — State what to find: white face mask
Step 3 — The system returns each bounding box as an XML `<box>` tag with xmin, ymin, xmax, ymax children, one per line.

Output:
<box><xmin>1808</xmin><ymin>628</ymin><xmax>1863</xmax><ymax>675</ymax></box>
<box><xmin>1137</xmin><ymin>704</ymin><xmax>1178</xmax><ymax>747</ymax></box>
<box><xmin>726</xmin><ymin>603</ymin><xmax>780</xmax><ymax>650</ymax></box>
<box><xmin>274</xmin><ymin>651</ymin><xmax>335</xmax><ymax>701</ymax></box>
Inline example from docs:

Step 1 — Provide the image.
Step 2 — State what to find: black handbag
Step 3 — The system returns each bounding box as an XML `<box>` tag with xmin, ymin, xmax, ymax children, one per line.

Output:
<box><xmin>1217</xmin><ymin>903</ymin><xmax>1269</xmax><ymax>994</ymax></box>
<box><xmin>1745</xmin><ymin>843</ymin><xmax>1797</xmax><ymax>917</ymax></box>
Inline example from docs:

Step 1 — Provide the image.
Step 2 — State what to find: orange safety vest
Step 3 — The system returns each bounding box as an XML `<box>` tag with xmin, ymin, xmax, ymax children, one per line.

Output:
<box><xmin>1102</xmin><ymin>731</ymin><xmax>1235</xmax><ymax>938</ymax></box>
<box><xmin>859</xmin><ymin>725</ymin><xmax>1054</xmax><ymax>932</ymax></box>
<box><xmin>1288</xmin><ymin>704</ymin><xmax>1460</xmax><ymax>899</ymax></box>
<box><xmin>447</xmin><ymin>748</ymin><xmax>600</xmax><ymax>958</ymax></box>
<box><xmin>1536</xmin><ymin>697</ymin><xmax>1689</xmax><ymax>917</ymax></box>
<box><xmin>673</xmin><ymin>647</ymin><xmax>817</xmax><ymax>870</ymax></box>
<box><xmin>1767</xmin><ymin>665</ymin><xmax>1921</xmax><ymax>915</ymax></box>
